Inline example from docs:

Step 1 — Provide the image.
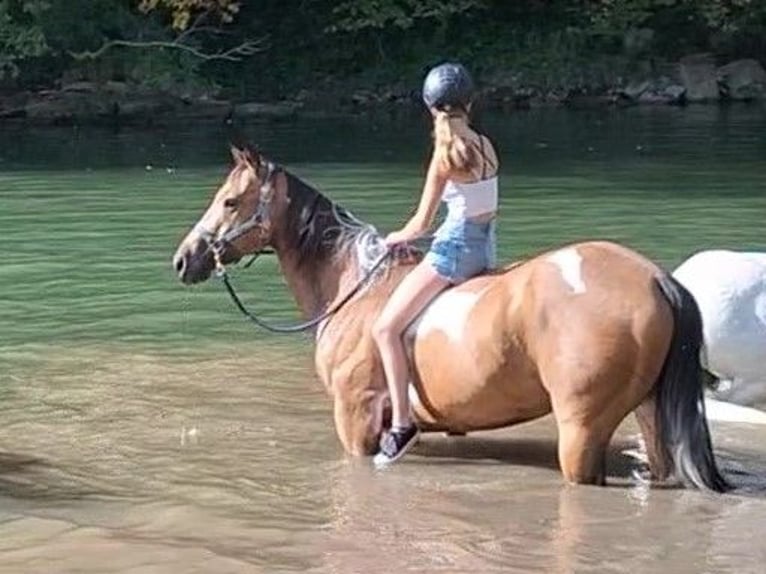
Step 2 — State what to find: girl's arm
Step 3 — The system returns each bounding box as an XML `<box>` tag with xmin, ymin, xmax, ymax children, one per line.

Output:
<box><xmin>385</xmin><ymin>154</ymin><xmax>447</xmax><ymax>245</ymax></box>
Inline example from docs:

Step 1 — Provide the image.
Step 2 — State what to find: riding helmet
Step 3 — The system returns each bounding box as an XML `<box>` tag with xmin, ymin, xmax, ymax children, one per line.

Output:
<box><xmin>422</xmin><ymin>62</ymin><xmax>475</xmax><ymax>110</ymax></box>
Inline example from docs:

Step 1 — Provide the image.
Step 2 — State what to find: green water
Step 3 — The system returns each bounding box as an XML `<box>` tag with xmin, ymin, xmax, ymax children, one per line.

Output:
<box><xmin>1</xmin><ymin>105</ymin><xmax>766</xmax><ymax>574</ymax></box>
<box><xmin>1</xmin><ymin>105</ymin><xmax>764</xmax><ymax>353</ymax></box>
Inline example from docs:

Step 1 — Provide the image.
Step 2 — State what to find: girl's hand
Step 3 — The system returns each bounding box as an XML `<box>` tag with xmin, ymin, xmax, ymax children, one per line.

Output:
<box><xmin>384</xmin><ymin>229</ymin><xmax>416</xmax><ymax>247</ymax></box>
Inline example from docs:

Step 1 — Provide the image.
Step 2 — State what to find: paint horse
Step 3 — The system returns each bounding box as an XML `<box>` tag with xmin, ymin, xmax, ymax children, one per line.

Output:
<box><xmin>172</xmin><ymin>146</ymin><xmax>729</xmax><ymax>492</ymax></box>
<box><xmin>674</xmin><ymin>250</ymin><xmax>766</xmax><ymax>408</ymax></box>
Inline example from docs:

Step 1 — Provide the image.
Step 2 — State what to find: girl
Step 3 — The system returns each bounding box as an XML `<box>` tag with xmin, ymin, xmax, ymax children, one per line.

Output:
<box><xmin>372</xmin><ymin>62</ymin><xmax>500</xmax><ymax>466</ymax></box>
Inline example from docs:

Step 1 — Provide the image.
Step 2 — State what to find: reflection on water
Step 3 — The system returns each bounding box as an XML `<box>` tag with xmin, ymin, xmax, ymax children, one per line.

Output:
<box><xmin>1</xmin><ymin>105</ymin><xmax>766</xmax><ymax>572</ymax></box>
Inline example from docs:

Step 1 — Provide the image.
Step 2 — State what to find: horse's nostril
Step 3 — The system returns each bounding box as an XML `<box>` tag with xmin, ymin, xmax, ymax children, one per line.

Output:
<box><xmin>174</xmin><ymin>255</ymin><xmax>185</xmax><ymax>275</ymax></box>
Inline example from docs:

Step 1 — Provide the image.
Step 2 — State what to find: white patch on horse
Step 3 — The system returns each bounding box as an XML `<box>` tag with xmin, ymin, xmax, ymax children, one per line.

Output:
<box><xmin>547</xmin><ymin>247</ymin><xmax>586</xmax><ymax>294</ymax></box>
<box><xmin>407</xmin><ymin>289</ymin><xmax>484</xmax><ymax>344</ymax></box>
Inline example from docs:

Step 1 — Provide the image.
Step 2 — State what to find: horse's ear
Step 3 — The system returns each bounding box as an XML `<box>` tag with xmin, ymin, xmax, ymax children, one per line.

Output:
<box><xmin>230</xmin><ymin>144</ymin><xmax>245</xmax><ymax>165</ymax></box>
<box><xmin>240</xmin><ymin>144</ymin><xmax>261</xmax><ymax>168</ymax></box>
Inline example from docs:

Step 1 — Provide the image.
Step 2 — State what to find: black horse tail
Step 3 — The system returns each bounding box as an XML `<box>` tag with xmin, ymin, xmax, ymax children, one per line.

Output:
<box><xmin>654</xmin><ymin>273</ymin><xmax>730</xmax><ymax>492</ymax></box>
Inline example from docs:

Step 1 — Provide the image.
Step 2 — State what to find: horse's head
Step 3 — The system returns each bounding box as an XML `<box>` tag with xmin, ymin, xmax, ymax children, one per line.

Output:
<box><xmin>173</xmin><ymin>145</ymin><xmax>281</xmax><ymax>284</ymax></box>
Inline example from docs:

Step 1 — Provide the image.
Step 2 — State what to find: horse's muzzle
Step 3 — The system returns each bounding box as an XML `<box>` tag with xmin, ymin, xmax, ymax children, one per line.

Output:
<box><xmin>173</xmin><ymin>243</ymin><xmax>214</xmax><ymax>285</ymax></box>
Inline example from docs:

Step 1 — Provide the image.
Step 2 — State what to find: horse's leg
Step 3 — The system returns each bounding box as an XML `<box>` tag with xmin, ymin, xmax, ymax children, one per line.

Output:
<box><xmin>330</xmin><ymin>358</ymin><xmax>389</xmax><ymax>457</ymax></box>
<box><xmin>633</xmin><ymin>393</ymin><xmax>671</xmax><ymax>481</ymax></box>
<box><xmin>546</xmin><ymin>368</ymin><xmax>633</xmax><ymax>485</ymax></box>
<box><xmin>555</xmin><ymin>419</ymin><xmax>610</xmax><ymax>486</ymax></box>
<box><xmin>332</xmin><ymin>391</ymin><xmax>386</xmax><ymax>456</ymax></box>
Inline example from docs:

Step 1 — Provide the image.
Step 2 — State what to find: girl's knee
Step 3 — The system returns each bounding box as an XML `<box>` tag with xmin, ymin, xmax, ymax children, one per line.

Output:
<box><xmin>372</xmin><ymin>316</ymin><xmax>401</xmax><ymax>345</ymax></box>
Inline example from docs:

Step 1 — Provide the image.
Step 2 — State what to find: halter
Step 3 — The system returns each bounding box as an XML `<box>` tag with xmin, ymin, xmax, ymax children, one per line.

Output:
<box><xmin>192</xmin><ymin>161</ymin><xmax>393</xmax><ymax>334</ymax></box>
<box><xmin>194</xmin><ymin>160</ymin><xmax>280</xmax><ymax>269</ymax></box>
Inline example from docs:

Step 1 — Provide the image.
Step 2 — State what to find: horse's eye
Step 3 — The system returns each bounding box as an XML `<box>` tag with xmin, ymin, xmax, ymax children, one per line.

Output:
<box><xmin>223</xmin><ymin>197</ymin><xmax>238</xmax><ymax>209</ymax></box>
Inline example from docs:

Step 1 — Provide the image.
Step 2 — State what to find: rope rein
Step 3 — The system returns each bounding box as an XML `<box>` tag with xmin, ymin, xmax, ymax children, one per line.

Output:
<box><xmin>214</xmin><ymin>248</ymin><xmax>391</xmax><ymax>334</ymax></box>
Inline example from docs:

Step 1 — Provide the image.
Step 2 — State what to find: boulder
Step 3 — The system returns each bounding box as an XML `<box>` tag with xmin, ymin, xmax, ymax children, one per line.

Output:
<box><xmin>622</xmin><ymin>80</ymin><xmax>651</xmax><ymax>100</ymax></box>
<box><xmin>637</xmin><ymin>84</ymin><xmax>685</xmax><ymax>105</ymax></box>
<box><xmin>679</xmin><ymin>53</ymin><xmax>719</xmax><ymax>102</ymax></box>
<box><xmin>718</xmin><ymin>59</ymin><xmax>766</xmax><ymax>101</ymax></box>
<box><xmin>233</xmin><ymin>101</ymin><xmax>301</xmax><ymax>119</ymax></box>
<box><xmin>619</xmin><ymin>76</ymin><xmax>685</xmax><ymax>105</ymax></box>
<box><xmin>60</xmin><ymin>81</ymin><xmax>99</xmax><ymax>94</ymax></box>
<box><xmin>24</xmin><ymin>91</ymin><xmax>117</xmax><ymax>123</ymax></box>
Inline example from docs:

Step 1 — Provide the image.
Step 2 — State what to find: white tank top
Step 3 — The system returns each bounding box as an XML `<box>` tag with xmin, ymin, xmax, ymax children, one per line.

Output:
<box><xmin>442</xmin><ymin>176</ymin><xmax>498</xmax><ymax>218</ymax></box>
<box><xmin>440</xmin><ymin>133</ymin><xmax>498</xmax><ymax>219</ymax></box>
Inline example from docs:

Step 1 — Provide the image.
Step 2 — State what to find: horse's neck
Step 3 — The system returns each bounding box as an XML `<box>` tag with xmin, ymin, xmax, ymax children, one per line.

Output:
<box><xmin>271</xmin><ymin>174</ymin><xmax>376</xmax><ymax>321</ymax></box>
<box><xmin>273</xmin><ymin>249</ymin><xmax>352</xmax><ymax>321</ymax></box>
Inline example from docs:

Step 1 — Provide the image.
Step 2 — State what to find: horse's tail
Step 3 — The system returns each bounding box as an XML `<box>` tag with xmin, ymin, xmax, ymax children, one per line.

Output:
<box><xmin>653</xmin><ymin>273</ymin><xmax>730</xmax><ymax>492</ymax></box>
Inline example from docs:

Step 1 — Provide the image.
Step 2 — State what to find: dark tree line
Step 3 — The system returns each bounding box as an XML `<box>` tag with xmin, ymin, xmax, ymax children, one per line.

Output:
<box><xmin>2</xmin><ymin>0</ymin><xmax>764</xmax><ymax>97</ymax></box>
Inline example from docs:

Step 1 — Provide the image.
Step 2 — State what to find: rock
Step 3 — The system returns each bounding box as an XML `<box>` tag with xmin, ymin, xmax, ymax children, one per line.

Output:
<box><xmin>622</xmin><ymin>75</ymin><xmax>685</xmax><ymax>105</ymax></box>
<box><xmin>61</xmin><ymin>81</ymin><xmax>98</xmax><ymax>94</ymax></box>
<box><xmin>24</xmin><ymin>91</ymin><xmax>116</xmax><ymax>123</ymax></box>
<box><xmin>663</xmin><ymin>84</ymin><xmax>686</xmax><ymax>104</ymax></box>
<box><xmin>565</xmin><ymin>92</ymin><xmax>617</xmax><ymax>108</ymax></box>
<box><xmin>178</xmin><ymin>98</ymin><xmax>232</xmax><ymax>121</ymax></box>
<box><xmin>350</xmin><ymin>91</ymin><xmax>376</xmax><ymax>106</ymax></box>
<box><xmin>0</xmin><ymin>106</ymin><xmax>26</xmax><ymax>119</ymax></box>
<box><xmin>233</xmin><ymin>101</ymin><xmax>301</xmax><ymax>119</ymax></box>
<box><xmin>622</xmin><ymin>80</ymin><xmax>651</xmax><ymax>100</ymax></box>
<box><xmin>635</xmin><ymin>82</ymin><xmax>685</xmax><ymax>105</ymax></box>
<box><xmin>718</xmin><ymin>59</ymin><xmax>766</xmax><ymax>101</ymax></box>
<box><xmin>0</xmin><ymin>91</ymin><xmax>29</xmax><ymax>119</ymax></box>
<box><xmin>678</xmin><ymin>53</ymin><xmax>719</xmax><ymax>102</ymax></box>
<box><xmin>116</xmin><ymin>97</ymin><xmax>176</xmax><ymax>120</ymax></box>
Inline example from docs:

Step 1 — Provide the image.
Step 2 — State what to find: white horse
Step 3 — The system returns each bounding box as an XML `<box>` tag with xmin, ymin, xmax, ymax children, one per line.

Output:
<box><xmin>672</xmin><ymin>250</ymin><xmax>766</xmax><ymax>422</ymax></box>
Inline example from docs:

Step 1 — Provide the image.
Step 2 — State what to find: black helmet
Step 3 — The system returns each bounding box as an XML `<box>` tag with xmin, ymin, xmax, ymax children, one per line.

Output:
<box><xmin>422</xmin><ymin>62</ymin><xmax>475</xmax><ymax>110</ymax></box>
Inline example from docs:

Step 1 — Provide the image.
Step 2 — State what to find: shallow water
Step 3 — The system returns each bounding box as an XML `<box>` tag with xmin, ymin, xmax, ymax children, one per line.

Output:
<box><xmin>1</xmin><ymin>105</ymin><xmax>765</xmax><ymax>572</ymax></box>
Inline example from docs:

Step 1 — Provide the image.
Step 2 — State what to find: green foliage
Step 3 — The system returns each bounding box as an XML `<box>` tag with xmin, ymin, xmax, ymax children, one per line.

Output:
<box><xmin>1</xmin><ymin>0</ymin><xmax>765</xmax><ymax>95</ymax></box>
<box><xmin>138</xmin><ymin>0</ymin><xmax>240</xmax><ymax>30</ymax></box>
<box><xmin>0</xmin><ymin>0</ymin><xmax>49</xmax><ymax>78</ymax></box>
<box><xmin>328</xmin><ymin>0</ymin><xmax>483</xmax><ymax>32</ymax></box>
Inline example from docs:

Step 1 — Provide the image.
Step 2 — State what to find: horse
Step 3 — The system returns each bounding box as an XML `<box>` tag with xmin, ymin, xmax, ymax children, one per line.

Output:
<box><xmin>172</xmin><ymin>145</ymin><xmax>729</xmax><ymax>492</ymax></box>
<box><xmin>673</xmin><ymin>250</ymin><xmax>766</xmax><ymax>408</ymax></box>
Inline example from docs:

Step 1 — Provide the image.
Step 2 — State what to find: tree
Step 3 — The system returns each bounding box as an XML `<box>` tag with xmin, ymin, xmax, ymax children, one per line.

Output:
<box><xmin>69</xmin><ymin>0</ymin><xmax>265</xmax><ymax>63</ymax></box>
<box><xmin>138</xmin><ymin>0</ymin><xmax>240</xmax><ymax>31</ymax></box>
<box><xmin>328</xmin><ymin>0</ymin><xmax>484</xmax><ymax>32</ymax></box>
<box><xmin>0</xmin><ymin>0</ymin><xmax>49</xmax><ymax>79</ymax></box>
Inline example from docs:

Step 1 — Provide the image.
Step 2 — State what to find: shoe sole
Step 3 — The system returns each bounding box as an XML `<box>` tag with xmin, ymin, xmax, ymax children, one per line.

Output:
<box><xmin>373</xmin><ymin>430</ymin><xmax>421</xmax><ymax>467</ymax></box>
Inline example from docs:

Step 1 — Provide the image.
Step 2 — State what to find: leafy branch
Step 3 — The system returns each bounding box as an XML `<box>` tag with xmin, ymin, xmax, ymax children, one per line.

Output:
<box><xmin>69</xmin><ymin>0</ymin><xmax>265</xmax><ymax>63</ymax></box>
<box><xmin>68</xmin><ymin>36</ymin><xmax>267</xmax><ymax>62</ymax></box>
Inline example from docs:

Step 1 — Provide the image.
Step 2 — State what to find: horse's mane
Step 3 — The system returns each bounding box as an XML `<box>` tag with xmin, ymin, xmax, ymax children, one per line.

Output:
<box><xmin>282</xmin><ymin>170</ymin><xmax>391</xmax><ymax>278</ymax></box>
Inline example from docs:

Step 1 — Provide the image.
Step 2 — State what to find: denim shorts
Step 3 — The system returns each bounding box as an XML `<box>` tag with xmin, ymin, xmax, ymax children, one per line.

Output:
<box><xmin>424</xmin><ymin>216</ymin><xmax>497</xmax><ymax>283</ymax></box>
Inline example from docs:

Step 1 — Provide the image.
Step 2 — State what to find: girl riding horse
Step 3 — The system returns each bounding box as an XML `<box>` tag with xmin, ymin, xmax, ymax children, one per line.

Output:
<box><xmin>372</xmin><ymin>62</ymin><xmax>500</xmax><ymax>465</ymax></box>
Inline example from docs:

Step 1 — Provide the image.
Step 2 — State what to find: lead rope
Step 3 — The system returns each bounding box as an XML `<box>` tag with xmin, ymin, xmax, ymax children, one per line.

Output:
<box><xmin>213</xmin><ymin>248</ymin><xmax>392</xmax><ymax>334</ymax></box>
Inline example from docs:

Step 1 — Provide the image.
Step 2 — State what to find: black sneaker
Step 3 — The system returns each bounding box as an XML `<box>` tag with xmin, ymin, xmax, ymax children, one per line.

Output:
<box><xmin>373</xmin><ymin>424</ymin><xmax>420</xmax><ymax>467</ymax></box>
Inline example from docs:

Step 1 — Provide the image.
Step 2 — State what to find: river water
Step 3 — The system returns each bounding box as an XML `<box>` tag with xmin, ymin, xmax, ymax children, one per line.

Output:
<box><xmin>1</xmin><ymin>105</ymin><xmax>765</xmax><ymax>573</ymax></box>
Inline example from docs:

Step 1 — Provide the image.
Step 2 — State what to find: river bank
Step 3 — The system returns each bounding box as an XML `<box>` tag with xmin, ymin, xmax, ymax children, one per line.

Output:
<box><xmin>1</xmin><ymin>55</ymin><xmax>763</xmax><ymax>127</ymax></box>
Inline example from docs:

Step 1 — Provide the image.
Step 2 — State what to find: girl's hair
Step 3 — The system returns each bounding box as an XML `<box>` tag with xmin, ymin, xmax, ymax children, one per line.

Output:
<box><xmin>432</xmin><ymin>108</ymin><xmax>480</xmax><ymax>175</ymax></box>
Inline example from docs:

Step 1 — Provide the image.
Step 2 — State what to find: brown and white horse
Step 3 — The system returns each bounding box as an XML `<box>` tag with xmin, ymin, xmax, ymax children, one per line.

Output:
<box><xmin>172</xmin><ymin>146</ymin><xmax>729</xmax><ymax>491</ymax></box>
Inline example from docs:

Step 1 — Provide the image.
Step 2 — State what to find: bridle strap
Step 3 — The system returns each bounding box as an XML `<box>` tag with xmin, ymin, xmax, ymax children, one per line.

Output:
<box><xmin>216</xmin><ymin>249</ymin><xmax>391</xmax><ymax>333</ymax></box>
<box><xmin>215</xmin><ymin>161</ymin><xmax>279</xmax><ymax>249</ymax></box>
<box><xmin>193</xmin><ymin>161</ymin><xmax>280</xmax><ymax>256</ymax></box>
<box><xmin>193</xmin><ymin>161</ymin><xmax>394</xmax><ymax>333</ymax></box>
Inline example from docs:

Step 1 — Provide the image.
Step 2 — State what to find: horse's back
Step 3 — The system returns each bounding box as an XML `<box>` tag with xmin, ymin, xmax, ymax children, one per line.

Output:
<box><xmin>672</xmin><ymin>249</ymin><xmax>766</xmax><ymax>334</ymax></box>
<box><xmin>673</xmin><ymin>249</ymin><xmax>766</xmax><ymax>293</ymax></box>
<box><xmin>515</xmin><ymin>240</ymin><xmax>672</xmax><ymax>377</ymax></box>
<box><xmin>407</xmin><ymin>239</ymin><xmax>673</xmax><ymax>430</ymax></box>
